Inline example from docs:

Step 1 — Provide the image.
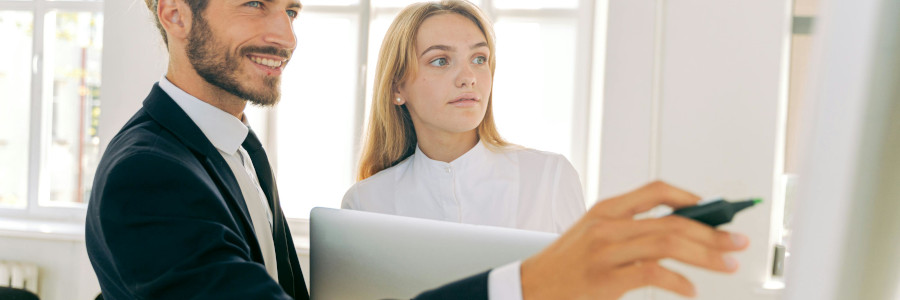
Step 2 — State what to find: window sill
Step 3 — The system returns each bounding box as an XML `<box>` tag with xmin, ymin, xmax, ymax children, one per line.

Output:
<box><xmin>288</xmin><ymin>218</ymin><xmax>311</xmax><ymax>255</ymax></box>
<box><xmin>0</xmin><ymin>218</ymin><xmax>85</xmax><ymax>242</ymax></box>
<box><xmin>0</xmin><ymin>217</ymin><xmax>313</xmax><ymax>254</ymax></box>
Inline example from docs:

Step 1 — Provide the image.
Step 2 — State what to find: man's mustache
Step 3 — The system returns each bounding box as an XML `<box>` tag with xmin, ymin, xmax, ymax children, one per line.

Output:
<box><xmin>242</xmin><ymin>46</ymin><xmax>292</xmax><ymax>60</ymax></box>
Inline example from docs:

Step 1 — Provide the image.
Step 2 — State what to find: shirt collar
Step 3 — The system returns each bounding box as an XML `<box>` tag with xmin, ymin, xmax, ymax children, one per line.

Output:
<box><xmin>158</xmin><ymin>75</ymin><xmax>249</xmax><ymax>155</ymax></box>
<box><xmin>414</xmin><ymin>140</ymin><xmax>489</xmax><ymax>170</ymax></box>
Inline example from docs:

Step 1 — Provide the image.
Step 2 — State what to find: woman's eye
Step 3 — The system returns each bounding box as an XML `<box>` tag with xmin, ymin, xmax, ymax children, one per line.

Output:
<box><xmin>246</xmin><ymin>1</ymin><xmax>262</xmax><ymax>8</ymax></box>
<box><xmin>429</xmin><ymin>58</ymin><xmax>449</xmax><ymax>67</ymax></box>
<box><xmin>472</xmin><ymin>56</ymin><xmax>487</xmax><ymax>65</ymax></box>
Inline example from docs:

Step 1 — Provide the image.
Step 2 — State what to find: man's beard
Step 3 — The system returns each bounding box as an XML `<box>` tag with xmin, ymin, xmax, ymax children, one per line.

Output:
<box><xmin>186</xmin><ymin>15</ymin><xmax>289</xmax><ymax>107</ymax></box>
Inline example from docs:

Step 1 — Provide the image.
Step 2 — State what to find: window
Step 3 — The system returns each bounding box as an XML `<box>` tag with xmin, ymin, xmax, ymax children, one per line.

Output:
<box><xmin>273</xmin><ymin>7</ymin><xmax>361</xmax><ymax>219</ymax></box>
<box><xmin>0</xmin><ymin>11</ymin><xmax>33</xmax><ymax>208</ymax></box>
<box><xmin>0</xmin><ymin>0</ymin><xmax>103</xmax><ymax>218</ymax></box>
<box><xmin>270</xmin><ymin>0</ymin><xmax>600</xmax><ymax>218</ymax></box>
<box><xmin>772</xmin><ymin>0</ymin><xmax>820</xmax><ymax>287</ymax></box>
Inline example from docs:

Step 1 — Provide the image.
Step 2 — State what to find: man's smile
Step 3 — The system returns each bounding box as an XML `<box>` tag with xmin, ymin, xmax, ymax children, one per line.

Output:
<box><xmin>247</xmin><ymin>54</ymin><xmax>287</xmax><ymax>70</ymax></box>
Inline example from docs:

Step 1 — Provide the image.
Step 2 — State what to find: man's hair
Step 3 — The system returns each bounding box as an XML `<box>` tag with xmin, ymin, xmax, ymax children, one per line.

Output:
<box><xmin>144</xmin><ymin>0</ymin><xmax>210</xmax><ymax>47</ymax></box>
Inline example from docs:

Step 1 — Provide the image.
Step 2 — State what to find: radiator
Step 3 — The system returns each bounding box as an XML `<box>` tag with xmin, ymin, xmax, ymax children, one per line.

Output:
<box><xmin>0</xmin><ymin>260</ymin><xmax>39</xmax><ymax>295</ymax></box>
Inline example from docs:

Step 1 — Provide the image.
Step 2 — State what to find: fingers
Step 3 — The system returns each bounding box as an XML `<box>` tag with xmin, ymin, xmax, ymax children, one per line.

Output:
<box><xmin>609</xmin><ymin>216</ymin><xmax>750</xmax><ymax>251</ymax></box>
<box><xmin>610</xmin><ymin>261</ymin><xmax>696</xmax><ymax>298</ymax></box>
<box><xmin>600</xmin><ymin>233</ymin><xmax>740</xmax><ymax>273</ymax></box>
<box><xmin>589</xmin><ymin>181</ymin><xmax>701</xmax><ymax>219</ymax></box>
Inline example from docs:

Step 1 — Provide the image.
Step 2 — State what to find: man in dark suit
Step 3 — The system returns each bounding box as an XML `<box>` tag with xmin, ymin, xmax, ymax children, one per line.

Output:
<box><xmin>85</xmin><ymin>0</ymin><xmax>750</xmax><ymax>299</ymax></box>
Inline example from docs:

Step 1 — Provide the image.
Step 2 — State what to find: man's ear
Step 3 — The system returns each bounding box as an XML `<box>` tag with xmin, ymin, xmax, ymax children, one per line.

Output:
<box><xmin>158</xmin><ymin>0</ymin><xmax>190</xmax><ymax>41</ymax></box>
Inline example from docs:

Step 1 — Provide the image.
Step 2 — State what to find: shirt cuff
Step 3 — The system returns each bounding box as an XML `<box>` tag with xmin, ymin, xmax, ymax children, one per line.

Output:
<box><xmin>488</xmin><ymin>260</ymin><xmax>523</xmax><ymax>300</ymax></box>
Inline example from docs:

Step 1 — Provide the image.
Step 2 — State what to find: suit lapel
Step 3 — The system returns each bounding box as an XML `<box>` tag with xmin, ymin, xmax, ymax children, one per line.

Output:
<box><xmin>142</xmin><ymin>84</ymin><xmax>259</xmax><ymax>250</ymax></box>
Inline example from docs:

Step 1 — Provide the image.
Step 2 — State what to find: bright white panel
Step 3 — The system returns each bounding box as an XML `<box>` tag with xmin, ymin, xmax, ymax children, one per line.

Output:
<box><xmin>0</xmin><ymin>11</ymin><xmax>33</xmax><ymax>209</ymax></box>
<box><xmin>493</xmin><ymin>0</ymin><xmax>577</xmax><ymax>9</ymax></box>
<box><xmin>277</xmin><ymin>13</ymin><xmax>359</xmax><ymax>218</ymax></box>
<box><xmin>492</xmin><ymin>17</ymin><xmax>577</xmax><ymax>160</ymax></box>
<box><xmin>373</xmin><ymin>0</ymin><xmax>483</xmax><ymax>8</ymax></box>
<box><xmin>301</xmin><ymin>0</ymin><xmax>358</xmax><ymax>6</ymax></box>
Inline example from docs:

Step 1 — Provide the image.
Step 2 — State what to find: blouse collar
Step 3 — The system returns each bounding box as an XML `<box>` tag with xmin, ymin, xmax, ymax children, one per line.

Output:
<box><xmin>413</xmin><ymin>140</ymin><xmax>490</xmax><ymax>172</ymax></box>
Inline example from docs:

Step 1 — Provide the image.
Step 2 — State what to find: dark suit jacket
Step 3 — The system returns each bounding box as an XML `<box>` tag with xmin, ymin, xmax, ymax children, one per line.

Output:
<box><xmin>85</xmin><ymin>84</ymin><xmax>490</xmax><ymax>299</ymax></box>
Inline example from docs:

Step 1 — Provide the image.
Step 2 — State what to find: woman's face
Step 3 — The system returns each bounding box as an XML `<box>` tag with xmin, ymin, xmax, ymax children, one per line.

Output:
<box><xmin>396</xmin><ymin>13</ymin><xmax>492</xmax><ymax>139</ymax></box>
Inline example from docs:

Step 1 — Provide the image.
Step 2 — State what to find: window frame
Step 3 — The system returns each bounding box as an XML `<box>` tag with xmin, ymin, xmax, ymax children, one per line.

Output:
<box><xmin>0</xmin><ymin>0</ymin><xmax>103</xmax><ymax>222</ymax></box>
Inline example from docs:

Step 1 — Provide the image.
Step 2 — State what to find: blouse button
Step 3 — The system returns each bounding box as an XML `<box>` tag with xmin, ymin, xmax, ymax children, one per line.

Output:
<box><xmin>445</xmin><ymin>166</ymin><xmax>452</xmax><ymax>173</ymax></box>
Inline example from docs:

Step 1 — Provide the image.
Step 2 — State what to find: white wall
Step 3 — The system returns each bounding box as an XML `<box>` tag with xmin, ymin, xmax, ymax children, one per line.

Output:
<box><xmin>97</xmin><ymin>0</ymin><xmax>168</xmax><ymax>153</ymax></box>
<box><xmin>600</xmin><ymin>0</ymin><xmax>792</xmax><ymax>299</ymax></box>
<box><xmin>0</xmin><ymin>234</ymin><xmax>99</xmax><ymax>300</ymax></box>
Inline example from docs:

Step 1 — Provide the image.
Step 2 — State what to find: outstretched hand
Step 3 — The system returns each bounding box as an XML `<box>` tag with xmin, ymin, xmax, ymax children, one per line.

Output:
<box><xmin>521</xmin><ymin>181</ymin><xmax>750</xmax><ymax>299</ymax></box>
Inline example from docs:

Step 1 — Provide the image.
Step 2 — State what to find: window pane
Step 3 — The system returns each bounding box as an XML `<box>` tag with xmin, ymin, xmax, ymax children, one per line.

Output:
<box><xmin>0</xmin><ymin>11</ymin><xmax>33</xmax><ymax>208</ymax></box>
<box><xmin>493</xmin><ymin>0</ymin><xmax>577</xmax><ymax>9</ymax></box>
<box><xmin>301</xmin><ymin>0</ymin><xmax>358</xmax><ymax>6</ymax></box>
<box><xmin>277</xmin><ymin>13</ymin><xmax>359</xmax><ymax>218</ymax></box>
<box><xmin>42</xmin><ymin>11</ymin><xmax>102</xmax><ymax>206</ymax></box>
<box><xmin>363</xmin><ymin>12</ymin><xmax>397</xmax><ymax>123</ymax></box>
<box><xmin>373</xmin><ymin>0</ymin><xmax>482</xmax><ymax>8</ymax></box>
<box><xmin>492</xmin><ymin>17</ymin><xmax>577</xmax><ymax>159</ymax></box>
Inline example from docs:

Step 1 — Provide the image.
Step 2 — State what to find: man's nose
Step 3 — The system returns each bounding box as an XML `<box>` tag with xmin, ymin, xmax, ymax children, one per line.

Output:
<box><xmin>263</xmin><ymin>12</ymin><xmax>297</xmax><ymax>51</ymax></box>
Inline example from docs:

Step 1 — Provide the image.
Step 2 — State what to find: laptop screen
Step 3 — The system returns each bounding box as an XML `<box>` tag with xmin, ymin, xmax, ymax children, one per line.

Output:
<box><xmin>309</xmin><ymin>207</ymin><xmax>557</xmax><ymax>299</ymax></box>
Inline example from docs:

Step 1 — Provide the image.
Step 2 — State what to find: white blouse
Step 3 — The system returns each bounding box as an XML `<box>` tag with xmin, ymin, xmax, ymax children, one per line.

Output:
<box><xmin>341</xmin><ymin>141</ymin><xmax>587</xmax><ymax>234</ymax></box>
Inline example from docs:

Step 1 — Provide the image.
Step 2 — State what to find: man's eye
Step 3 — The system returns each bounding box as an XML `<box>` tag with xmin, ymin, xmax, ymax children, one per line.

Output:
<box><xmin>429</xmin><ymin>58</ymin><xmax>449</xmax><ymax>67</ymax></box>
<box><xmin>246</xmin><ymin>1</ymin><xmax>262</xmax><ymax>8</ymax></box>
<box><xmin>472</xmin><ymin>56</ymin><xmax>486</xmax><ymax>65</ymax></box>
<box><xmin>287</xmin><ymin>10</ymin><xmax>298</xmax><ymax>18</ymax></box>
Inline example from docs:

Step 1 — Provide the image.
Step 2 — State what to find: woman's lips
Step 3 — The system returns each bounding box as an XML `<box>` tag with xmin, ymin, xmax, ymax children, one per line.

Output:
<box><xmin>449</xmin><ymin>93</ymin><xmax>479</xmax><ymax>105</ymax></box>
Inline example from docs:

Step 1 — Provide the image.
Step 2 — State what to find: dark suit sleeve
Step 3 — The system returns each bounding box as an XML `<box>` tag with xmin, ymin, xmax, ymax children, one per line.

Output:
<box><xmin>413</xmin><ymin>271</ymin><xmax>490</xmax><ymax>300</ymax></box>
<box><xmin>88</xmin><ymin>152</ymin><xmax>291</xmax><ymax>299</ymax></box>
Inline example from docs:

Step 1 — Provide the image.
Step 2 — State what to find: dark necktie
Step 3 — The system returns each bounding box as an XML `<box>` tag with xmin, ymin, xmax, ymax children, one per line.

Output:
<box><xmin>241</xmin><ymin>129</ymin><xmax>276</xmax><ymax>210</ymax></box>
<box><xmin>241</xmin><ymin>129</ymin><xmax>301</xmax><ymax>294</ymax></box>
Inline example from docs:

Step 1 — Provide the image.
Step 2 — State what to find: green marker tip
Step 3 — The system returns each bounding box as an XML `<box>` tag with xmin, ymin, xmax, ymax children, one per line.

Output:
<box><xmin>751</xmin><ymin>198</ymin><xmax>763</xmax><ymax>205</ymax></box>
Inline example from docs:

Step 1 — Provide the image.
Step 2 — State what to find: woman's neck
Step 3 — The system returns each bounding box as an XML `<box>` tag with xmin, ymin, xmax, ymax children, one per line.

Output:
<box><xmin>416</xmin><ymin>130</ymin><xmax>479</xmax><ymax>163</ymax></box>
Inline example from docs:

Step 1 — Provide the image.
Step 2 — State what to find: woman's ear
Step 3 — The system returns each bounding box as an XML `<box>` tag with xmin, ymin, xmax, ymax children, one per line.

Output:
<box><xmin>393</xmin><ymin>83</ymin><xmax>406</xmax><ymax>105</ymax></box>
<box><xmin>393</xmin><ymin>93</ymin><xmax>406</xmax><ymax>105</ymax></box>
<box><xmin>158</xmin><ymin>0</ymin><xmax>189</xmax><ymax>40</ymax></box>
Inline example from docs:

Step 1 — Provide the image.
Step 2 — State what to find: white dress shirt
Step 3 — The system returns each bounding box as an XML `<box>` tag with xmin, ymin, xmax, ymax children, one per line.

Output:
<box><xmin>159</xmin><ymin>77</ymin><xmax>279</xmax><ymax>282</ymax></box>
<box><xmin>342</xmin><ymin>141</ymin><xmax>587</xmax><ymax>299</ymax></box>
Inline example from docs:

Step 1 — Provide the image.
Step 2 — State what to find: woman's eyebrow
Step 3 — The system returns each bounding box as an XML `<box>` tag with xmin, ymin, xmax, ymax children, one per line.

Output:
<box><xmin>421</xmin><ymin>41</ymin><xmax>489</xmax><ymax>57</ymax></box>
<box><xmin>421</xmin><ymin>45</ymin><xmax>452</xmax><ymax>57</ymax></box>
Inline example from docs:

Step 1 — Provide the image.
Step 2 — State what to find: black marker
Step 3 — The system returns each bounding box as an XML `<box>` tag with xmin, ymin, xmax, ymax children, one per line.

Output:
<box><xmin>672</xmin><ymin>198</ymin><xmax>762</xmax><ymax>227</ymax></box>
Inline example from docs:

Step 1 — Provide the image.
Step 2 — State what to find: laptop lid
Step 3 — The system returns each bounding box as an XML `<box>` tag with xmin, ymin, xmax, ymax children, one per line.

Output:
<box><xmin>309</xmin><ymin>207</ymin><xmax>557</xmax><ymax>299</ymax></box>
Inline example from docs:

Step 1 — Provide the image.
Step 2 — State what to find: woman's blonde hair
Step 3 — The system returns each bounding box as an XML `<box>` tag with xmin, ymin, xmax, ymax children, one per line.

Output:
<box><xmin>357</xmin><ymin>0</ymin><xmax>510</xmax><ymax>181</ymax></box>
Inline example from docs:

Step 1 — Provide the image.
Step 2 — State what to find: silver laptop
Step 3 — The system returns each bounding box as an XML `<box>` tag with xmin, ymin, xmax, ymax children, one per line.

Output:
<box><xmin>309</xmin><ymin>207</ymin><xmax>557</xmax><ymax>300</ymax></box>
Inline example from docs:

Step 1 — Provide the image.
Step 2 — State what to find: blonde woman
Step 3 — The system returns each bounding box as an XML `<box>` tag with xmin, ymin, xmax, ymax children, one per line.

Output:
<box><xmin>341</xmin><ymin>0</ymin><xmax>585</xmax><ymax>233</ymax></box>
